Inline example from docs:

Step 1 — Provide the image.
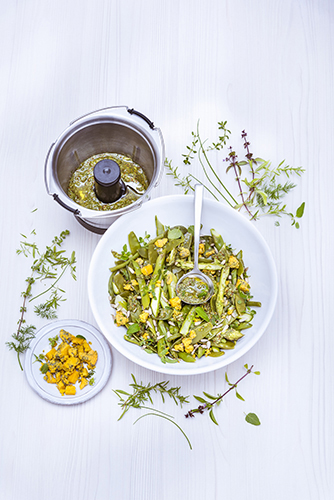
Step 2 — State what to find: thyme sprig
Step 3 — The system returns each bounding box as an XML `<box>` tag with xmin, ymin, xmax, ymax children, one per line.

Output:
<box><xmin>185</xmin><ymin>364</ymin><xmax>260</xmax><ymax>425</ymax></box>
<box><xmin>166</xmin><ymin>120</ymin><xmax>305</xmax><ymax>227</ymax></box>
<box><xmin>6</xmin><ymin>229</ymin><xmax>76</xmax><ymax>370</ymax></box>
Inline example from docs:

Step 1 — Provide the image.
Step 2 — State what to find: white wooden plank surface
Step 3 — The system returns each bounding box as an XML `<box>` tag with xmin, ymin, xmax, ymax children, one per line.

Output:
<box><xmin>0</xmin><ymin>0</ymin><xmax>333</xmax><ymax>499</ymax></box>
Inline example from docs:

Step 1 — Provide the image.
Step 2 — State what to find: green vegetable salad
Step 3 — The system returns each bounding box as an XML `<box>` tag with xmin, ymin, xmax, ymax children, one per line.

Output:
<box><xmin>108</xmin><ymin>217</ymin><xmax>261</xmax><ymax>364</ymax></box>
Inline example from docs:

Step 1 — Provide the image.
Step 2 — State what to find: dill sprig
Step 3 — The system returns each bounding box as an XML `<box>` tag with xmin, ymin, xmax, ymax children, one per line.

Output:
<box><xmin>6</xmin><ymin>229</ymin><xmax>77</xmax><ymax>370</ymax></box>
<box><xmin>166</xmin><ymin>120</ymin><xmax>305</xmax><ymax>227</ymax></box>
<box><xmin>185</xmin><ymin>364</ymin><xmax>261</xmax><ymax>426</ymax></box>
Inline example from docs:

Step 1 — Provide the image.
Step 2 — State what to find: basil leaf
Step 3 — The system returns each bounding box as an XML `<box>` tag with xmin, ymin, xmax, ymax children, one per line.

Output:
<box><xmin>245</xmin><ymin>412</ymin><xmax>261</xmax><ymax>426</ymax></box>
<box><xmin>127</xmin><ymin>323</ymin><xmax>140</xmax><ymax>335</ymax></box>
<box><xmin>168</xmin><ymin>228</ymin><xmax>183</xmax><ymax>240</ymax></box>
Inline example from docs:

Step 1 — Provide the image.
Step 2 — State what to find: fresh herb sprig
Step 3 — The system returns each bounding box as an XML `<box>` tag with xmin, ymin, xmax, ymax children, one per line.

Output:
<box><xmin>6</xmin><ymin>229</ymin><xmax>76</xmax><ymax>370</ymax></box>
<box><xmin>114</xmin><ymin>374</ymin><xmax>192</xmax><ymax>449</ymax></box>
<box><xmin>166</xmin><ymin>120</ymin><xmax>305</xmax><ymax>227</ymax></box>
<box><xmin>185</xmin><ymin>364</ymin><xmax>261</xmax><ymax>425</ymax></box>
<box><xmin>114</xmin><ymin>373</ymin><xmax>189</xmax><ymax>420</ymax></box>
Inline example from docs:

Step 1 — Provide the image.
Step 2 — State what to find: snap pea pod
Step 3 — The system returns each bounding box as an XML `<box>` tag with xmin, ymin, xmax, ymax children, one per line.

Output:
<box><xmin>132</xmin><ymin>260</ymin><xmax>150</xmax><ymax>309</ymax></box>
<box><xmin>177</xmin><ymin>351</ymin><xmax>196</xmax><ymax>363</ymax></box>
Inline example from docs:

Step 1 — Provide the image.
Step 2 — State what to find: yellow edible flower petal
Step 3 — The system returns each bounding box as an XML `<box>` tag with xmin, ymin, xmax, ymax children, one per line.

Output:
<box><xmin>169</xmin><ymin>297</ymin><xmax>182</xmax><ymax>310</ymax></box>
<box><xmin>141</xmin><ymin>264</ymin><xmax>153</xmax><ymax>276</ymax></box>
<box><xmin>229</xmin><ymin>256</ymin><xmax>240</xmax><ymax>269</ymax></box>
<box><xmin>236</xmin><ymin>279</ymin><xmax>250</xmax><ymax>293</ymax></box>
<box><xmin>179</xmin><ymin>247</ymin><xmax>190</xmax><ymax>258</ymax></box>
<box><xmin>139</xmin><ymin>311</ymin><xmax>150</xmax><ymax>323</ymax></box>
<box><xmin>155</xmin><ymin>238</ymin><xmax>168</xmax><ymax>248</ymax></box>
<box><xmin>115</xmin><ymin>310</ymin><xmax>129</xmax><ymax>326</ymax></box>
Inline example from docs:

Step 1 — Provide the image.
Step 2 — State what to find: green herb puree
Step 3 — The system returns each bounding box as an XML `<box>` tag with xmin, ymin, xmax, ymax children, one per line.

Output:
<box><xmin>67</xmin><ymin>153</ymin><xmax>148</xmax><ymax>211</ymax></box>
<box><xmin>177</xmin><ymin>276</ymin><xmax>211</xmax><ymax>304</ymax></box>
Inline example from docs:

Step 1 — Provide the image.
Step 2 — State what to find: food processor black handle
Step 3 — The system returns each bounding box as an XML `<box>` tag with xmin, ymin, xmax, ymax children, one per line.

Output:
<box><xmin>127</xmin><ymin>108</ymin><xmax>155</xmax><ymax>129</ymax></box>
<box><xmin>53</xmin><ymin>194</ymin><xmax>80</xmax><ymax>215</ymax></box>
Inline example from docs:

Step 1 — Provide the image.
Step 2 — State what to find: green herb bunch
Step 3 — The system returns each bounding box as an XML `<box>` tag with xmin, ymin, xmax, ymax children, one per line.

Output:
<box><xmin>166</xmin><ymin>120</ymin><xmax>305</xmax><ymax>227</ymax></box>
<box><xmin>114</xmin><ymin>365</ymin><xmax>261</xmax><ymax>450</ymax></box>
<box><xmin>114</xmin><ymin>374</ymin><xmax>192</xmax><ymax>449</ymax></box>
<box><xmin>6</xmin><ymin>229</ymin><xmax>76</xmax><ymax>370</ymax></box>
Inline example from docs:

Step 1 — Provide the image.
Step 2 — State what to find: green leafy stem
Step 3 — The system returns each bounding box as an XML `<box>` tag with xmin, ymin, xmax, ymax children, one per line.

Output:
<box><xmin>185</xmin><ymin>364</ymin><xmax>261</xmax><ymax>426</ymax></box>
<box><xmin>166</xmin><ymin>120</ymin><xmax>305</xmax><ymax>228</ymax></box>
<box><xmin>6</xmin><ymin>228</ymin><xmax>77</xmax><ymax>370</ymax></box>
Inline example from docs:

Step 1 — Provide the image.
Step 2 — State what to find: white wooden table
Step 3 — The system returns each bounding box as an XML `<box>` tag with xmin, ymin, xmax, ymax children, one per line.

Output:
<box><xmin>1</xmin><ymin>1</ymin><xmax>333</xmax><ymax>499</ymax></box>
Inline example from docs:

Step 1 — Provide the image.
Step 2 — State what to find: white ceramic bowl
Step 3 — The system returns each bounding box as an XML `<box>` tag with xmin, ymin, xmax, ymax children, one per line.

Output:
<box><xmin>88</xmin><ymin>194</ymin><xmax>278</xmax><ymax>375</ymax></box>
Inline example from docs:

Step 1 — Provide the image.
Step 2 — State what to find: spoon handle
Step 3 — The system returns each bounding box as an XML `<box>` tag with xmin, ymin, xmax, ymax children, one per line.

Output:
<box><xmin>193</xmin><ymin>184</ymin><xmax>203</xmax><ymax>272</ymax></box>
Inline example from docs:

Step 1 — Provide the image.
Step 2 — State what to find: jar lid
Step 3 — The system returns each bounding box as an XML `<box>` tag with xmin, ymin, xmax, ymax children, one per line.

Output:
<box><xmin>24</xmin><ymin>319</ymin><xmax>112</xmax><ymax>405</ymax></box>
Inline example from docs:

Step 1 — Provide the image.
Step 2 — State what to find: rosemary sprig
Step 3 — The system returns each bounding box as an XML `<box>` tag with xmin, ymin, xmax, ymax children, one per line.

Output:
<box><xmin>6</xmin><ymin>229</ymin><xmax>76</xmax><ymax>370</ymax></box>
<box><xmin>166</xmin><ymin>120</ymin><xmax>305</xmax><ymax>227</ymax></box>
<box><xmin>185</xmin><ymin>364</ymin><xmax>261</xmax><ymax>425</ymax></box>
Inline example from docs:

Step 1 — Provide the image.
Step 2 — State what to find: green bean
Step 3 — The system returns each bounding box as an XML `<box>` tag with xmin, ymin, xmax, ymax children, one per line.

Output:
<box><xmin>247</xmin><ymin>301</ymin><xmax>262</xmax><ymax>308</ymax></box>
<box><xmin>216</xmin><ymin>266</ymin><xmax>229</xmax><ymax>316</ymax></box>
<box><xmin>124</xmin><ymin>335</ymin><xmax>140</xmax><ymax>346</ymax></box>
<box><xmin>109</xmin><ymin>252</ymin><xmax>139</xmax><ymax>272</ymax></box>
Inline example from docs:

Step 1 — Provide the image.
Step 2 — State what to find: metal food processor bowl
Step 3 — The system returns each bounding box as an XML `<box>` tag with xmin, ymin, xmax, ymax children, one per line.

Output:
<box><xmin>44</xmin><ymin>106</ymin><xmax>165</xmax><ymax>233</ymax></box>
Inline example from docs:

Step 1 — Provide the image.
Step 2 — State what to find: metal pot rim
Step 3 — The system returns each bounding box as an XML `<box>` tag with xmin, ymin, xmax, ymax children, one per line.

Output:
<box><xmin>45</xmin><ymin>106</ymin><xmax>165</xmax><ymax>221</ymax></box>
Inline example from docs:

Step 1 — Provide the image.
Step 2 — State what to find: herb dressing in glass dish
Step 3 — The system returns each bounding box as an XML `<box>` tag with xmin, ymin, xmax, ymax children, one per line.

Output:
<box><xmin>68</xmin><ymin>153</ymin><xmax>149</xmax><ymax>211</ymax></box>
